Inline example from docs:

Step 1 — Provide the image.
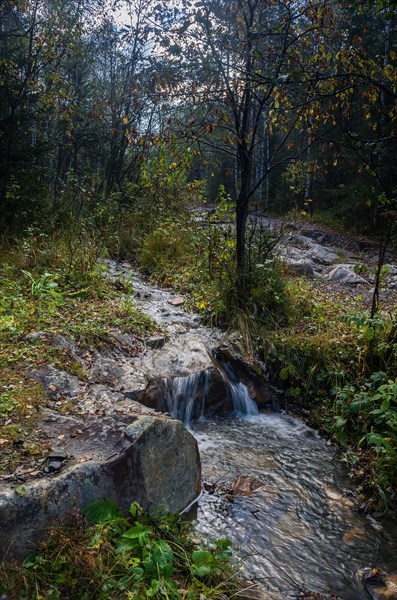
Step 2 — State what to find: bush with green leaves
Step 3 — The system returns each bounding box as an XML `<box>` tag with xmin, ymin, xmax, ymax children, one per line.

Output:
<box><xmin>0</xmin><ymin>500</ymin><xmax>240</xmax><ymax>600</ymax></box>
<box><xmin>331</xmin><ymin>375</ymin><xmax>397</xmax><ymax>510</ymax></box>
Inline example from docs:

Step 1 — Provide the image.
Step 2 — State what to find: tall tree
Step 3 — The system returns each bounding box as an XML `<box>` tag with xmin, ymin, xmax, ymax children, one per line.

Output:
<box><xmin>154</xmin><ymin>0</ymin><xmax>339</xmax><ymax>273</ymax></box>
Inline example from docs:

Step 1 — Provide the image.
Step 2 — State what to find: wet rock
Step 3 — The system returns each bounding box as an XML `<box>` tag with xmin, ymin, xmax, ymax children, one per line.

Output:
<box><xmin>141</xmin><ymin>335</ymin><xmax>213</xmax><ymax>378</ymax></box>
<box><xmin>232</xmin><ymin>475</ymin><xmax>264</xmax><ymax>497</ymax></box>
<box><xmin>213</xmin><ymin>336</ymin><xmax>279</xmax><ymax>407</ymax></box>
<box><xmin>357</xmin><ymin>568</ymin><xmax>397</xmax><ymax>600</ymax></box>
<box><xmin>0</xmin><ymin>413</ymin><xmax>201</xmax><ymax>558</ymax></box>
<box><xmin>47</xmin><ymin>461</ymin><xmax>62</xmax><ymax>472</ymax></box>
<box><xmin>48</xmin><ymin>450</ymin><xmax>68</xmax><ymax>461</ymax></box>
<box><xmin>28</xmin><ymin>366</ymin><xmax>81</xmax><ymax>400</ymax></box>
<box><xmin>87</xmin><ymin>384</ymin><xmax>151</xmax><ymax>415</ymax></box>
<box><xmin>168</xmin><ymin>296</ymin><xmax>185</xmax><ymax>307</ymax></box>
<box><xmin>328</xmin><ymin>265</ymin><xmax>369</xmax><ymax>285</ymax></box>
<box><xmin>146</xmin><ymin>336</ymin><xmax>167</xmax><ymax>349</ymax></box>
<box><xmin>168</xmin><ymin>322</ymin><xmax>192</xmax><ymax>334</ymax></box>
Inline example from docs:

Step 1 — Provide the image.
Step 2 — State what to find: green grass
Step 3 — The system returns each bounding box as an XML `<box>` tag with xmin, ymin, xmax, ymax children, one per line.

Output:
<box><xmin>0</xmin><ymin>245</ymin><xmax>157</xmax><ymax>475</ymax></box>
<box><xmin>0</xmin><ymin>500</ymin><xmax>244</xmax><ymax>599</ymax></box>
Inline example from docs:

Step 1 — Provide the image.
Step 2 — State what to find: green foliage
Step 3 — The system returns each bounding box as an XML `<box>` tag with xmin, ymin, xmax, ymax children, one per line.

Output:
<box><xmin>138</xmin><ymin>218</ymin><xmax>195</xmax><ymax>278</ymax></box>
<box><xmin>338</xmin><ymin>312</ymin><xmax>397</xmax><ymax>373</ymax></box>
<box><xmin>0</xmin><ymin>501</ymin><xmax>239</xmax><ymax>599</ymax></box>
<box><xmin>83</xmin><ymin>498</ymin><xmax>120</xmax><ymax>523</ymax></box>
<box><xmin>256</xmin><ymin>276</ymin><xmax>397</xmax><ymax>511</ymax></box>
<box><xmin>0</xmin><ymin>241</ymin><xmax>156</xmax><ymax>474</ymax></box>
<box><xmin>107</xmin><ymin>141</ymin><xmax>204</xmax><ymax>264</ymax></box>
<box><xmin>331</xmin><ymin>375</ymin><xmax>397</xmax><ymax>511</ymax></box>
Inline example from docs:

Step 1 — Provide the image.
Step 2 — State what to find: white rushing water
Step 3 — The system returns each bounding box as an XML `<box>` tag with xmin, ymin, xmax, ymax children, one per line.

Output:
<box><xmin>164</xmin><ymin>370</ymin><xmax>259</xmax><ymax>425</ymax></box>
<box><xmin>226</xmin><ymin>379</ymin><xmax>259</xmax><ymax>417</ymax></box>
<box><xmin>163</xmin><ymin>371</ymin><xmax>211</xmax><ymax>426</ymax></box>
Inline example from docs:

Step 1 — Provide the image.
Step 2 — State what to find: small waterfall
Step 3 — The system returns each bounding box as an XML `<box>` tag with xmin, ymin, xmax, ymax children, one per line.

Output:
<box><xmin>163</xmin><ymin>365</ymin><xmax>258</xmax><ymax>426</ymax></box>
<box><xmin>164</xmin><ymin>371</ymin><xmax>211</xmax><ymax>426</ymax></box>
<box><xmin>212</xmin><ymin>355</ymin><xmax>259</xmax><ymax>417</ymax></box>
<box><xmin>226</xmin><ymin>379</ymin><xmax>259</xmax><ymax>416</ymax></box>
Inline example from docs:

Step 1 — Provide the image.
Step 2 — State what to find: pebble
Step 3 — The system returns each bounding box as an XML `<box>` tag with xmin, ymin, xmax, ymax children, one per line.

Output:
<box><xmin>48</xmin><ymin>449</ymin><xmax>68</xmax><ymax>461</ymax></box>
<box><xmin>47</xmin><ymin>461</ymin><xmax>62</xmax><ymax>472</ymax></box>
<box><xmin>167</xmin><ymin>296</ymin><xmax>185</xmax><ymax>307</ymax></box>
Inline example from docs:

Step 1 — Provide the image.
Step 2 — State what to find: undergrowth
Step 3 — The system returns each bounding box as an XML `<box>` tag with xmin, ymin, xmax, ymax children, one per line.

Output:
<box><xmin>1</xmin><ymin>159</ymin><xmax>396</xmax><ymax>514</ymax></box>
<box><xmin>257</xmin><ymin>278</ymin><xmax>397</xmax><ymax>512</ymax></box>
<box><xmin>0</xmin><ymin>240</ymin><xmax>156</xmax><ymax>472</ymax></box>
<box><xmin>0</xmin><ymin>500</ymin><xmax>242</xmax><ymax>600</ymax></box>
<box><xmin>125</xmin><ymin>185</ymin><xmax>289</xmax><ymax>329</ymax></box>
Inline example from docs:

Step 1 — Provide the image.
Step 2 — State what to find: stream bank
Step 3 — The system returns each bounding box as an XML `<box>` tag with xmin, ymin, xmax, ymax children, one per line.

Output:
<box><xmin>1</xmin><ymin>219</ymin><xmax>396</xmax><ymax>598</ymax></box>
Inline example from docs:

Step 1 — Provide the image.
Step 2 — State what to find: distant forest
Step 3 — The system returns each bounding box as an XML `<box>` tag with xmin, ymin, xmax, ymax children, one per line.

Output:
<box><xmin>1</xmin><ymin>0</ymin><xmax>396</xmax><ymax>241</ymax></box>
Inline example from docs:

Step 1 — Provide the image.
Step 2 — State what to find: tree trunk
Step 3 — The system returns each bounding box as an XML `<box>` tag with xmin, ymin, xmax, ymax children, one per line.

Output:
<box><xmin>236</xmin><ymin>149</ymin><xmax>251</xmax><ymax>273</ymax></box>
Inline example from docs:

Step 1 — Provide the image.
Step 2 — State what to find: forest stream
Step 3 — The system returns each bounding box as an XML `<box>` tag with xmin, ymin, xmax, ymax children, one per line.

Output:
<box><xmin>107</xmin><ymin>258</ymin><xmax>397</xmax><ymax>600</ymax></box>
<box><xmin>190</xmin><ymin>414</ymin><xmax>397</xmax><ymax>599</ymax></box>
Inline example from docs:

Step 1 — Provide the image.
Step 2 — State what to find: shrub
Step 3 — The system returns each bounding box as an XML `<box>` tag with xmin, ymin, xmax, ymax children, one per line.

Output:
<box><xmin>0</xmin><ymin>500</ymin><xmax>239</xmax><ymax>600</ymax></box>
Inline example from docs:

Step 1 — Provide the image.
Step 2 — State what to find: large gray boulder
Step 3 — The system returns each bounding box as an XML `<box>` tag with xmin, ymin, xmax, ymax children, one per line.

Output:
<box><xmin>140</xmin><ymin>334</ymin><xmax>213</xmax><ymax>378</ymax></box>
<box><xmin>0</xmin><ymin>411</ymin><xmax>201</xmax><ymax>558</ymax></box>
<box><xmin>282</xmin><ymin>233</ymin><xmax>339</xmax><ymax>269</ymax></box>
<box><xmin>328</xmin><ymin>265</ymin><xmax>369</xmax><ymax>285</ymax></box>
<box><xmin>308</xmin><ymin>243</ymin><xmax>338</xmax><ymax>265</ymax></box>
<box><xmin>283</xmin><ymin>258</ymin><xmax>315</xmax><ymax>277</ymax></box>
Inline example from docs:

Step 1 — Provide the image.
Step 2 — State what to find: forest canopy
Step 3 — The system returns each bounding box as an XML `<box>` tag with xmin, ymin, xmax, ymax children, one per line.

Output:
<box><xmin>1</xmin><ymin>0</ymin><xmax>396</xmax><ymax>243</ymax></box>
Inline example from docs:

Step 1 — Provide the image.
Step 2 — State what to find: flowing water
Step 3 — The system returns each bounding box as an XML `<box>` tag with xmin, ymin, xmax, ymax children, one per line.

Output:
<box><xmin>190</xmin><ymin>412</ymin><xmax>397</xmax><ymax>599</ymax></box>
<box><xmin>104</xmin><ymin>261</ymin><xmax>397</xmax><ymax>599</ymax></box>
<box><xmin>164</xmin><ymin>373</ymin><xmax>259</xmax><ymax>425</ymax></box>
